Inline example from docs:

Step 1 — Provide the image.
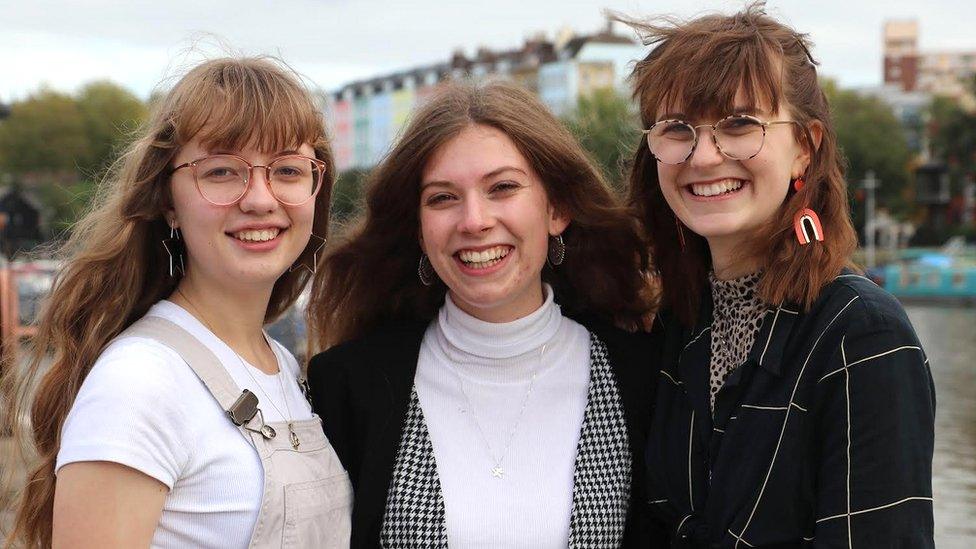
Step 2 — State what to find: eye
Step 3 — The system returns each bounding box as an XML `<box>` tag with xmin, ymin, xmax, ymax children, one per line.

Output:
<box><xmin>424</xmin><ymin>193</ymin><xmax>455</xmax><ymax>206</ymax></box>
<box><xmin>490</xmin><ymin>180</ymin><xmax>521</xmax><ymax>193</ymax></box>
<box><xmin>658</xmin><ymin>122</ymin><xmax>694</xmax><ymax>140</ymax></box>
<box><xmin>718</xmin><ymin>117</ymin><xmax>764</xmax><ymax>136</ymax></box>
<box><xmin>202</xmin><ymin>166</ymin><xmax>242</xmax><ymax>180</ymax></box>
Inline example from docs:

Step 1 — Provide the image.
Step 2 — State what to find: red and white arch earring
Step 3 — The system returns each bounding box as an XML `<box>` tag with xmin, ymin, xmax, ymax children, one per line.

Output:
<box><xmin>793</xmin><ymin>207</ymin><xmax>824</xmax><ymax>245</ymax></box>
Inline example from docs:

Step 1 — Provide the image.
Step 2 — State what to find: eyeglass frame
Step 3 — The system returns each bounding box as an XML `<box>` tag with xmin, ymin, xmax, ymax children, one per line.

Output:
<box><xmin>640</xmin><ymin>114</ymin><xmax>801</xmax><ymax>165</ymax></box>
<box><xmin>170</xmin><ymin>153</ymin><xmax>328</xmax><ymax>206</ymax></box>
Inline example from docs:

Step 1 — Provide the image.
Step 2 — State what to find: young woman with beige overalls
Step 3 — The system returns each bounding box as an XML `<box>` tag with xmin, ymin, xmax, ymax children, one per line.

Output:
<box><xmin>6</xmin><ymin>57</ymin><xmax>351</xmax><ymax>548</ymax></box>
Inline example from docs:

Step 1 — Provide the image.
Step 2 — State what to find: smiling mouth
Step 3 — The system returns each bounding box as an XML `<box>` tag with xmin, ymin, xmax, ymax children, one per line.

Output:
<box><xmin>689</xmin><ymin>178</ymin><xmax>745</xmax><ymax>197</ymax></box>
<box><xmin>232</xmin><ymin>228</ymin><xmax>283</xmax><ymax>242</ymax></box>
<box><xmin>455</xmin><ymin>245</ymin><xmax>512</xmax><ymax>269</ymax></box>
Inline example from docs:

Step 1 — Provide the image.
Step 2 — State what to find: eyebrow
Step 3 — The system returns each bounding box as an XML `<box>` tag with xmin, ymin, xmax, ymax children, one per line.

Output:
<box><xmin>420</xmin><ymin>166</ymin><xmax>528</xmax><ymax>191</ymax></box>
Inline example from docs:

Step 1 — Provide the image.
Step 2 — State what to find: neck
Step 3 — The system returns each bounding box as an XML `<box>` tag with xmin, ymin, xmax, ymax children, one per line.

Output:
<box><xmin>707</xmin><ymin>236</ymin><xmax>759</xmax><ymax>281</ymax></box>
<box><xmin>169</xmin><ymin>270</ymin><xmax>276</xmax><ymax>371</ymax></box>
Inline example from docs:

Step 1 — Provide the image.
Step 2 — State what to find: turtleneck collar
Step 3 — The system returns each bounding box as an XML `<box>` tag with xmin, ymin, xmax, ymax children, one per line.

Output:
<box><xmin>708</xmin><ymin>270</ymin><xmax>765</xmax><ymax>317</ymax></box>
<box><xmin>437</xmin><ymin>284</ymin><xmax>562</xmax><ymax>360</ymax></box>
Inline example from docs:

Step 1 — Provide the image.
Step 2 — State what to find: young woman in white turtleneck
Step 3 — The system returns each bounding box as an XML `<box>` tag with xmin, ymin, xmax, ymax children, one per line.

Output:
<box><xmin>307</xmin><ymin>81</ymin><xmax>664</xmax><ymax>549</ymax></box>
<box><xmin>417</xmin><ymin>284</ymin><xmax>590</xmax><ymax>544</ymax></box>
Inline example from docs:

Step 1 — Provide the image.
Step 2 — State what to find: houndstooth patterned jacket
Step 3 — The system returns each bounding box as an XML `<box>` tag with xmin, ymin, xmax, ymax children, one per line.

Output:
<box><xmin>379</xmin><ymin>334</ymin><xmax>631</xmax><ymax>548</ymax></box>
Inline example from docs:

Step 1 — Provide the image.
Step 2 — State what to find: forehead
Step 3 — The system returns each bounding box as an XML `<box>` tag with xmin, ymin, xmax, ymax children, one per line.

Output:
<box><xmin>422</xmin><ymin>124</ymin><xmax>533</xmax><ymax>183</ymax></box>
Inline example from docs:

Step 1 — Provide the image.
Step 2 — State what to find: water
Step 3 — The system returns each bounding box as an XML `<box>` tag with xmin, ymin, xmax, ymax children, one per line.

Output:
<box><xmin>907</xmin><ymin>305</ymin><xmax>976</xmax><ymax>548</ymax></box>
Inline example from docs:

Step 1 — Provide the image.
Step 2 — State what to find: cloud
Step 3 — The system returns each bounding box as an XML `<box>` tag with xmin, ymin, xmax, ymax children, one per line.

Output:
<box><xmin>1</xmin><ymin>0</ymin><xmax>973</xmax><ymax>99</ymax></box>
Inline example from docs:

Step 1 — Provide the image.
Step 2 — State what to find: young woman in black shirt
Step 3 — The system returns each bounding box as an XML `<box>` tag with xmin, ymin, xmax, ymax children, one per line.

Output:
<box><xmin>624</xmin><ymin>4</ymin><xmax>936</xmax><ymax>547</ymax></box>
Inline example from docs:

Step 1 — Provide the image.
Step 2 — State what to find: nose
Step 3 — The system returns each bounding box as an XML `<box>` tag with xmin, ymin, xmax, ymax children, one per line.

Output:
<box><xmin>238</xmin><ymin>167</ymin><xmax>279</xmax><ymax>213</ymax></box>
<box><xmin>457</xmin><ymin>195</ymin><xmax>493</xmax><ymax>234</ymax></box>
<box><xmin>688</xmin><ymin>126</ymin><xmax>725</xmax><ymax>169</ymax></box>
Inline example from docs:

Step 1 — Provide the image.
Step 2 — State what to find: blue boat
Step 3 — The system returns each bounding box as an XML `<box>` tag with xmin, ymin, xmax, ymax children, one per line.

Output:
<box><xmin>868</xmin><ymin>240</ymin><xmax>976</xmax><ymax>303</ymax></box>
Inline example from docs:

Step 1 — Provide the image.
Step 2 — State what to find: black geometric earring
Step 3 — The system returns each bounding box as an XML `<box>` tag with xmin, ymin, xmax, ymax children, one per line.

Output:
<box><xmin>547</xmin><ymin>234</ymin><xmax>566</xmax><ymax>266</ymax></box>
<box><xmin>289</xmin><ymin>234</ymin><xmax>327</xmax><ymax>275</ymax></box>
<box><xmin>162</xmin><ymin>226</ymin><xmax>185</xmax><ymax>277</ymax></box>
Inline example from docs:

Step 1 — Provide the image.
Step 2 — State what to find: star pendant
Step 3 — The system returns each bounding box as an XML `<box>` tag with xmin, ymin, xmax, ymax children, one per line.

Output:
<box><xmin>491</xmin><ymin>466</ymin><xmax>505</xmax><ymax>479</ymax></box>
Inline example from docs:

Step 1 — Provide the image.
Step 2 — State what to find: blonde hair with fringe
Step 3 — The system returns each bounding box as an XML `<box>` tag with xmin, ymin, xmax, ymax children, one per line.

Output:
<box><xmin>2</xmin><ymin>56</ymin><xmax>334</xmax><ymax>548</ymax></box>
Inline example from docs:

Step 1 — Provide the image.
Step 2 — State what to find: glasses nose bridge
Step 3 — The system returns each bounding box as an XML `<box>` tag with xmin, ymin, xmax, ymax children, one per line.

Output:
<box><xmin>688</xmin><ymin>122</ymin><xmax>724</xmax><ymax>158</ymax></box>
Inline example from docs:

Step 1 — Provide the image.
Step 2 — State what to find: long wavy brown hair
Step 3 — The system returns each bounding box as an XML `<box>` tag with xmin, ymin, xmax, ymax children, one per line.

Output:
<box><xmin>2</xmin><ymin>56</ymin><xmax>334</xmax><ymax>548</ymax></box>
<box><xmin>621</xmin><ymin>3</ymin><xmax>858</xmax><ymax>326</ymax></box>
<box><xmin>308</xmin><ymin>80</ymin><xmax>654</xmax><ymax>350</ymax></box>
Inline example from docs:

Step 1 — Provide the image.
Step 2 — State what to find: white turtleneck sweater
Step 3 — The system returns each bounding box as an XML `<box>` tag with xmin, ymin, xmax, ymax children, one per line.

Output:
<box><xmin>415</xmin><ymin>285</ymin><xmax>592</xmax><ymax>548</ymax></box>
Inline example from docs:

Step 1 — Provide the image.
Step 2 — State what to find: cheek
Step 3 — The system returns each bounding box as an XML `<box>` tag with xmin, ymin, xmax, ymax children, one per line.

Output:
<box><xmin>289</xmin><ymin>203</ymin><xmax>317</xmax><ymax>230</ymax></box>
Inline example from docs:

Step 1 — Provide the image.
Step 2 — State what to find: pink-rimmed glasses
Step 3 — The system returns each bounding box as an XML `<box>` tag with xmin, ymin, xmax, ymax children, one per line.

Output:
<box><xmin>171</xmin><ymin>153</ymin><xmax>327</xmax><ymax>206</ymax></box>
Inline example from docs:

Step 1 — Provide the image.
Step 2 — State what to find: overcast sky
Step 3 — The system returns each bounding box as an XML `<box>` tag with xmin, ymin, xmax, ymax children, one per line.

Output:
<box><xmin>2</xmin><ymin>0</ymin><xmax>973</xmax><ymax>101</ymax></box>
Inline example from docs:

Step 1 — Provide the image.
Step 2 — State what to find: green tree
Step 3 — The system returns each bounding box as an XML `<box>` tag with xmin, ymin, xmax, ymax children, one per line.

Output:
<box><xmin>562</xmin><ymin>88</ymin><xmax>639</xmax><ymax>192</ymax></box>
<box><xmin>823</xmin><ymin>80</ymin><xmax>914</xmax><ymax>217</ymax></box>
<box><xmin>331</xmin><ymin>168</ymin><xmax>369</xmax><ymax>224</ymax></box>
<box><xmin>76</xmin><ymin>80</ymin><xmax>147</xmax><ymax>176</ymax></box>
<box><xmin>0</xmin><ymin>88</ymin><xmax>90</xmax><ymax>176</ymax></box>
<box><xmin>928</xmin><ymin>89</ymin><xmax>976</xmax><ymax>184</ymax></box>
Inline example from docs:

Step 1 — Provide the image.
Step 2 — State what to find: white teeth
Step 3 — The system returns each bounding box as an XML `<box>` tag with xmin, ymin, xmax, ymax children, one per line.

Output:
<box><xmin>690</xmin><ymin>179</ymin><xmax>744</xmax><ymax>197</ymax></box>
<box><xmin>457</xmin><ymin>246</ymin><xmax>511</xmax><ymax>266</ymax></box>
<box><xmin>235</xmin><ymin>228</ymin><xmax>280</xmax><ymax>242</ymax></box>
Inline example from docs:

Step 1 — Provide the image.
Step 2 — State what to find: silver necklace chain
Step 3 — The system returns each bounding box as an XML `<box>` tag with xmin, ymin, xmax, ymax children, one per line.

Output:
<box><xmin>176</xmin><ymin>288</ymin><xmax>300</xmax><ymax>449</ymax></box>
<box><xmin>452</xmin><ymin>343</ymin><xmax>547</xmax><ymax>479</ymax></box>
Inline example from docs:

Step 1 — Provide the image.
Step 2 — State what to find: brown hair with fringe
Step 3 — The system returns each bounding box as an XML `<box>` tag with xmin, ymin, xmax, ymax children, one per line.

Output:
<box><xmin>2</xmin><ymin>56</ymin><xmax>334</xmax><ymax>548</ymax></box>
<box><xmin>307</xmin><ymin>80</ymin><xmax>654</xmax><ymax>349</ymax></box>
<box><xmin>621</xmin><ymin>2</ymin><xmax>857</xmax><ymax>326</ymax></box>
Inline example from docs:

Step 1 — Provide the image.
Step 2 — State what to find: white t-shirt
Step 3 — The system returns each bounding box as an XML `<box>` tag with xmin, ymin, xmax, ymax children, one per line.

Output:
<box><xmin>56</xmin><ymin>300</ymin><xmax>313</xmax><ymax>549</ymax></box>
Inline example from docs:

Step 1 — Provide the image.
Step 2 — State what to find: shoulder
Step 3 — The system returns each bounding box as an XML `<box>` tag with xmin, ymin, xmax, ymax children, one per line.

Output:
<box><xmin>571</xmin><ymin>313</ymin><xmax>662</xmax><ymax>370</ymax></box>
<box><xmin>58</xmin><ymin>337</ymin><xmax>205</xmax><ymax>487</ymax></box>
<box><xmin>307</xmin><ymin>320</ymin><xmax>429</xmax><ymax>387</ymax></box>
<box><xmin>809</xmin><ymin>272</ymin><xmax>916</xmax><ymax>338</ymax></box>
<box><xmin>86</xmin><ymin>336</ymin><xmax>199</xmax><ymax>394</ymax></box>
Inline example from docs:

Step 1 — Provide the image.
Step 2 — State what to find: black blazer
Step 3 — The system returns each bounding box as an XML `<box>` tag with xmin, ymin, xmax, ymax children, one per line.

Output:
<box><xmin>647</xmin><ymin>273</ymin><xmax>936</xmax><ymax>548</ymax></box>
<box><xmin>307</xmin><ymin>315</ymin><xmax>668</xmax><ymax>548</ymax></box>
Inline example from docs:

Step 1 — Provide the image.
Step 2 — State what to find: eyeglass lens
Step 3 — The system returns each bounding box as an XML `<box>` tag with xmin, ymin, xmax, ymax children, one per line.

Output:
<box><xmin>647</xmin><ymin>117</ymin><xmax>766</xmax><ymax>164</ymax></box>
<box><xmin>193</xmin><ymin>155</ymin><xmax>322</xmax><ymax>205</ymax></box>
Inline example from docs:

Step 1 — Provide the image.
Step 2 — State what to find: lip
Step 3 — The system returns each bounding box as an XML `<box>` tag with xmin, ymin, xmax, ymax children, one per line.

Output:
<box><xmin>452</xmin><ymin>245</ymin><xmax>513</xmax><ymax>277</ymax></box>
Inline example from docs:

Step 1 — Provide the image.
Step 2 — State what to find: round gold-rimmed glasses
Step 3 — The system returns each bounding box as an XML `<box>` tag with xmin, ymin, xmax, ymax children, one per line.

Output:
<box><xmin>641</xmin><ymin>114</ymin><xmax>800</xmax><ymax>165</ymax></box>
<box><xmin>171</xmin><ymin>153</ymin><xmax>327</xmax><ymax>206</ymax></box>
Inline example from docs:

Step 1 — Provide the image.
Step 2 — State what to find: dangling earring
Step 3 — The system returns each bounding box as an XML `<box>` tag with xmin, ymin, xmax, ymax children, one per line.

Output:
<box><xmin>162</xmin><ymin>226</ymin><xmax>185</xmax><ymax>277</ymax></box>
<box><xmin>547</xmin><ymin>234</ymin><xmax>566</xmax><ymax>266</ymax></box>
<box><xmin>674</xmin><ymin>216</ymin><xmax>687</xmax><ymax>250</ymax></box>
<box><xmin>418</xmin><ymin>254</ymin><xmax>436</xmax><ymax>286</ymax></box>
<box><xmin>793</xmin><ymin>176</ymin><xmax>805</xmax><ymax>192</ymax></box>
<box><xmin>288</xmin><ymin>234</ymin><xmax>327</xmax><ymax>275</ymax></box>
<box><xmin>794</xmin><ymin>207</ymin><xmax>824</xmax><ymax>245</ymax></box>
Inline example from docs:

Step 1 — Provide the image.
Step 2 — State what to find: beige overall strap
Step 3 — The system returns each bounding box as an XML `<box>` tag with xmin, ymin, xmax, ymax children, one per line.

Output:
<box><xmin>120</xmin><ymin>316</ymin><xmax>243</xmax><ymax>412</ymax></box>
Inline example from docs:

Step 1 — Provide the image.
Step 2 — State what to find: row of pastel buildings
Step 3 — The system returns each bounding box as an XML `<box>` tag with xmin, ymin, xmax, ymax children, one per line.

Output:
<box><xmin>324</xmin><ymin>26</ymin><xmax>646</xmax><ymax>172</ymax></box>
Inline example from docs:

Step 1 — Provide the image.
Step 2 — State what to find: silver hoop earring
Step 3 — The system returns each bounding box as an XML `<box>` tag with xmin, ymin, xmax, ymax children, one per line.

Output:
<box><xmin>547</xmin><ymin>234</ymin><xmax>566</xmax><ymax>266</ymax></box>
<box><xmin>289</xmin><ymin>234</ymin><xmax>327</xmax><ymax>275</ymax></box>
<box><xmin>418</xmin><ymin>254</ymin><xmax>436</xmax><ymax>286</ymax></box>
<box><xmin>162</xmin><ymin>226</ymin><xmax>185</xmax><ymax>277</ymax></box>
